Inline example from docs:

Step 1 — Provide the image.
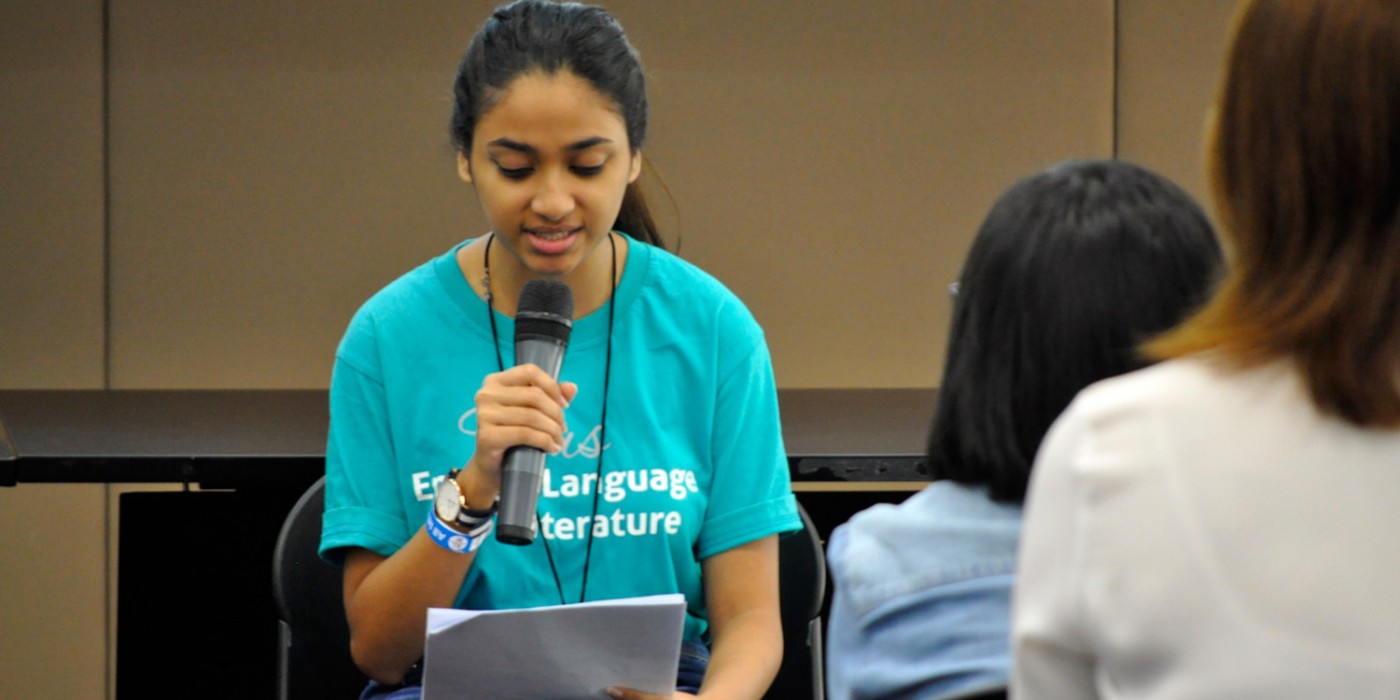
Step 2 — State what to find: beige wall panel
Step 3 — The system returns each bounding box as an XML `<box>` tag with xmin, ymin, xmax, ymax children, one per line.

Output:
<box><xmin>107</xmin><ymin>2</ymin><xmax>488</xmax><ymax>389</ymax></box>
<box><xmin>1116</xmin><ymin>0</ymin><xmax>1238</xmax><ymax>211</ymax></box>
<box><xmin>624</xmin><ymin>1</ymin><xmax>1114</xmax><ymax>387</ymax></box>
<box><xmin>0</xmin><ymin>2</ymin><xmax>109</xmax><ymax>699</ymax></box>
<box><xmin>0</xmin><ymin>485</ymin><xmax>108</xmax><ymax>699</ymax></box>
<box><xmin>0</xmin><ymin>0</ymin><xmax>106</xmax><ymax>388</ymax></box>
<box><xmin>107</xmin><ymin>1</ymin><xmax>1111</xmax><ymax>390</ymax></box>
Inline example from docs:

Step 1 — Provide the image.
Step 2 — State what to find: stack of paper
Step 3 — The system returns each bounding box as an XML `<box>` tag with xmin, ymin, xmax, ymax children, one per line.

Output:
<box><xmin>422</xmin><ymin>593</ymin><xmax>687</xmax><ymax>700</ymax></box>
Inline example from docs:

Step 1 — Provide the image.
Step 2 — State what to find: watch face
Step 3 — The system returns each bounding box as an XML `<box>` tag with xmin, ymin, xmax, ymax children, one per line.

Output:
<box><xmin>434</xmin><ymin>476</ymin><xmax>462</xmax><ymax>522</ymax></box>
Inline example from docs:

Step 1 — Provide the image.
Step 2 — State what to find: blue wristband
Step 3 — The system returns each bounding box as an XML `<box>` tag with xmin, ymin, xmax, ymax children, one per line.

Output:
<box><xmin>426</xmin><ymin>508</ymin><xmax>487</xmax><ymax>554</ymax></box>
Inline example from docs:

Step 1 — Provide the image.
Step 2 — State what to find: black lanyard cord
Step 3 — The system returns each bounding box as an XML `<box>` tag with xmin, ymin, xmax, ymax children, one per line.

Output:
<box><xmin>483</xmin><ymin>232</ymin><xmax>615</xmax><ymax>605</ymax></box>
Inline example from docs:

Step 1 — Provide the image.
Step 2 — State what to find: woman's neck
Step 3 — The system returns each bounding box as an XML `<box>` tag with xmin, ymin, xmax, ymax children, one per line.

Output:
<box><xmin>459</xmin><ymin>232</ymin><xmax>626</xmax><ymax>320</ymax></box>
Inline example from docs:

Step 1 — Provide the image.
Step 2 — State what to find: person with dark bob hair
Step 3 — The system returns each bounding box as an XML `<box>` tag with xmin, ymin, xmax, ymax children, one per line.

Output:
<box><xmin>1014</xmin><ymin>1</ymin><xmax>1400</xmax><ymax>697</ymax></box>
<box><xmin>320</xmin><ymin>2</ymin><xmax>800</xmax><ymax>698</ymax></box>
<box><xmin>825</xmin><ymin>159</ymin><xmax>1223</xmax><ymax>699</ymax></box>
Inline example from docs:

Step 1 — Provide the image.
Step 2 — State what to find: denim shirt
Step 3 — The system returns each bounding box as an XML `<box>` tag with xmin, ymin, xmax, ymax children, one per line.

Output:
<box><xmin>826</xmin><ymin>481</ymin><xmax>1022</xmax><ymax>700</ymax></box>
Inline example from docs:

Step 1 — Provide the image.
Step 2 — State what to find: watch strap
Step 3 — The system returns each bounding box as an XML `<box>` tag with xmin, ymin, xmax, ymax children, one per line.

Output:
<box><xmin>426</xmin><ymin>508</ymin><xmax>491</xmax><ymax>554</ymax></box>
<box><xmin>455</xmin><ymin>498</ymin><xmax>499</xmax><ymax>530</ymax></box>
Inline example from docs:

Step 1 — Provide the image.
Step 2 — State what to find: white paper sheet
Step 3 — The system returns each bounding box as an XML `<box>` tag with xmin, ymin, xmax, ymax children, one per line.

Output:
<box><xmin>421</xmin><ymin>593</ymin><xmax>686</xmax><ymax>700</ymax></box>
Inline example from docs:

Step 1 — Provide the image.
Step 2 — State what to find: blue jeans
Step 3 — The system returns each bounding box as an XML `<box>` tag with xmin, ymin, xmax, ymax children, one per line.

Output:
<box><xmin>675</xmin><ymin>640</ymin><xmax>710</xmax><ymax>694</ymax></box>
<box><xmin>359</xmin><ymin>641</ymin><xmax>710</xmax><ymax>699</ymax></box>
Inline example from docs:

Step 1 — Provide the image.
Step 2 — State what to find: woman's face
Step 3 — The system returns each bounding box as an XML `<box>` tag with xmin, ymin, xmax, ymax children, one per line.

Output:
<box><xmin>459</xmin><ymin>69</ymin><xmax>641</xmax><ymax>285</ymax></box>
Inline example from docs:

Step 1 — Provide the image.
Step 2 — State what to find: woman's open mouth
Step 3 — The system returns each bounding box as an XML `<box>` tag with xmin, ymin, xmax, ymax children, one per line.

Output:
<box><xmin>525</xmin><ymin>228</ymin><xmax>581</xmax><ymax>255</ymax></box>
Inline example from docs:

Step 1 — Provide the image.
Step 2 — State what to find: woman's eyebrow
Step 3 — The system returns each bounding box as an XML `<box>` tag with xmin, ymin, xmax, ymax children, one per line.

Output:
<box><xmin>565</xmin><ymin>136</ymin><xmax>612</xmax><ymax>151</ymax></box>
<box><xmin>486</xmin><ymin>136</ymin><xmax>613</xmax><ymax>154</ymax></box>
<box><xmin>487</xmin><ymin>137</ymin><xmax>534</xmax><ymax>154</ymax></box>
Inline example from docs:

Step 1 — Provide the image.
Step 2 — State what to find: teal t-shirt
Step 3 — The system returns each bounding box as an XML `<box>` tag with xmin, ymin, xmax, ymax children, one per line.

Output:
<box><xmin>320</xmin><ymin>235</ymin><xmax>800</xmax><ymax>643</ymax></box>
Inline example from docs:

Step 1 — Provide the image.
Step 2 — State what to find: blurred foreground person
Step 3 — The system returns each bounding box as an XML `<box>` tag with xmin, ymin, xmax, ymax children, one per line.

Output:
<box><xmin>1013</xmin><ymin>1</ymin><xmax>1400</xmax><ymax>698</ymax></box>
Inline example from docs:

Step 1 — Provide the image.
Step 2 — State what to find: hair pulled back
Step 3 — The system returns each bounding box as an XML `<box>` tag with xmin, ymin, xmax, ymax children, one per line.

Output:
<box><xmin>450</xmin><ymin>0</ymin><xmax>662</xmax><ymax>248</ymax></box>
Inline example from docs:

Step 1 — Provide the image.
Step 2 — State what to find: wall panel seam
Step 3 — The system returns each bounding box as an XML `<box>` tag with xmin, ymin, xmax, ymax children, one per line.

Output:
<box><xmin>101</xmin><ymin>2</ymin><xmax>114</xmax><ymax>699</ymax></box>
<box><xmin>1112</xmin><ymin>0</ymin><xmax>1121</xmax><ymax>158</ymax></box>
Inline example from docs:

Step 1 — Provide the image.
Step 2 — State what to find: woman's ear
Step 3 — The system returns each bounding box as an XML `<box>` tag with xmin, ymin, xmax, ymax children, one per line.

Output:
<box><xmin>457</xmin><ymin>151</ymin><xmax>473</xmax><ymax>184</ymax></box>
<box><xmin>627</xmin><ymin>150</ymin><xmax>642</xmax><ymax>185</ymax></box>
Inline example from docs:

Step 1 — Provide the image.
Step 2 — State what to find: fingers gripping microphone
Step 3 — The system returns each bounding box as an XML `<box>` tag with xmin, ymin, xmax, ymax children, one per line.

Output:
<box><xmin>496</xmin><ymin>279</ymin><xmax>574</xmax><ymax>545</ymax></box>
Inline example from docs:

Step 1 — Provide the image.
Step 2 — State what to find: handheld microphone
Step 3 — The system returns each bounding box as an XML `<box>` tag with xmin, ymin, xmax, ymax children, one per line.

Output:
<box><xmin>496</xmin><ymin>279</ymin><xmax>574</xmax><ymax>545</ymax></box>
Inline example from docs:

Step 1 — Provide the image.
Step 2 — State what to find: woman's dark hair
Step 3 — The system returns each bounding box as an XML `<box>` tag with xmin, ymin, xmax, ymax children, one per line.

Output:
<box><xmin>927</xmin><ymin>159</ymin><xmax>1224</xmax><ymax>503</ymax></box>
<box><xmin>450</xmin><ymin>0</ymin><xmax>663</xmax><ymax>248</ymax></box>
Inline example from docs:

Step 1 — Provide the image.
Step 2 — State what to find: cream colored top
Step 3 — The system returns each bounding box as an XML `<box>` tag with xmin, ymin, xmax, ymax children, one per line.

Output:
<box><xmin>1013</xmin><ymin>358</ymin><xmax>1400</xmax><ymax>699</ymax></box>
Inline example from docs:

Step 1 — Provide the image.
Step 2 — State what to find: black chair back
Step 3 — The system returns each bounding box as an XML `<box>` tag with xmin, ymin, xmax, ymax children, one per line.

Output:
<box><xmin>768</xmin><ymin>501</ymin><xmax>828</xmax><ymax>700</ymax></box>
<box><xmin>272</xmin><ymin>476</ymin><xmax>368</xmax><ymax>700</ymax></box>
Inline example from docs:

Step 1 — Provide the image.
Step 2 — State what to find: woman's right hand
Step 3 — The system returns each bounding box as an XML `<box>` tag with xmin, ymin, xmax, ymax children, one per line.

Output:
<box><xmin>342</xmin><ymin>365</ymin><xmax>578</xmax><ymax>683</ymax></box>
<box><xmin>461</xmin><ymin>364</ymin><xmax>579</xmax><ymax>505</ymax></box>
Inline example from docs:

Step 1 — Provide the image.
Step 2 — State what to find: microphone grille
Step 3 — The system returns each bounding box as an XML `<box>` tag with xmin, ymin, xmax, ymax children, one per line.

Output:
<box><xmin>517</xmin><ymin>279</ymin><xmax>575</xmax><ymax>319</ymax></box>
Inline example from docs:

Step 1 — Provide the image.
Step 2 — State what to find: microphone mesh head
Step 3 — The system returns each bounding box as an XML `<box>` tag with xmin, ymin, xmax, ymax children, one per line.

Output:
<box><xmin>517</xmin><ymin>279</ymin><xmax>574</xmax><ymax>319</ymax></box>
<box><xmin>515</xmin><ymin>279</ymin><xmax>574</xmax><ymax>345</ymax></box>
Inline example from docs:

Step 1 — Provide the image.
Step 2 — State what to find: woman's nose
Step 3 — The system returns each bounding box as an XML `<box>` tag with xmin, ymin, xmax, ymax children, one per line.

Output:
<box><xmin>531</xmin><ymin>172</ymin><xmax>575</xmax><ymax>221</ymax></box>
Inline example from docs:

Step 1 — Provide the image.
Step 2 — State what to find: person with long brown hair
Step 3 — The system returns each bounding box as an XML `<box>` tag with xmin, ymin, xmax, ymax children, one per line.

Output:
<box><xmin>1012</xmin><ymin>0</ymin><xmax>1400</xmax><ymax>697</ymax></box>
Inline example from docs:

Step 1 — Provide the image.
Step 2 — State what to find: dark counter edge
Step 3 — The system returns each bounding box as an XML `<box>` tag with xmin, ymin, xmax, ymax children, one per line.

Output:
<box><xmin>0</xmin><ymin>456</ymin><xmax>328</xmax><ymax>489</ymax></box>
<box><xmin>0</xmin><ymin>454</ymin><xmax>925</xmax><ymax>488</ymax></box>
<box><xmin>0</xmin><ymin>388</ymin><xmax>934</xmax><ymax>487</ymax></box>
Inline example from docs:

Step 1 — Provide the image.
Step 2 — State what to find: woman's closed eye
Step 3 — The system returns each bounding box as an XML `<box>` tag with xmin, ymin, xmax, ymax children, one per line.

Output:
<box><xmin>490</xmin><ymin>156</ymin><xmax>533</xmax><ymax>180</ymax></box>
<box><xmin>492</xmin><ymin>163</ymin><xmax>604</xmax><ymax>179</ymax></box>
<box><xmin>489</xmin><ymin>144</ymin><xmax>609</xmax><ymax>180</ymax></box>
<box><xmin>495</xmin><ymin>164</ymin><xmax>532</xmax><ymax>179</ymax></box>
<box><xmin>498</xmin><ymin>165</ymin><xmax>533</xmax><ymax>180</ymax></box>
